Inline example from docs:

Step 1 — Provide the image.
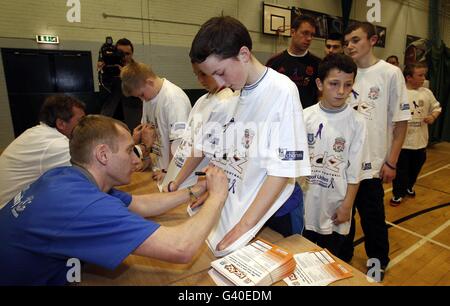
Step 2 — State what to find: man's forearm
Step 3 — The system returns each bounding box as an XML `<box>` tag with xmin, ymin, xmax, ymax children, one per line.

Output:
<box><xmin>131</xmin><ymin>189</ymin><xmax>192</xmax><ymax>217</ymax></box>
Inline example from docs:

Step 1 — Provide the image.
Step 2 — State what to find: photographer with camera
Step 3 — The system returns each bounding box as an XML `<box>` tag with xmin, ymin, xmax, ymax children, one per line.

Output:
<box><xmin>97</xmin><ymin>37</ymin><xmax>142</xmax><ymax>131</ymax></box>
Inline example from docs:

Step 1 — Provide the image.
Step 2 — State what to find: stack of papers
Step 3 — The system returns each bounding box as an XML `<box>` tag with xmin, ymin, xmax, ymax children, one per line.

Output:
<box><xmin>283</xmin><ymin>250</ymin><xmax>353</xmax><ymax>286</ymax></box>
<box><xmin>209</xmin><ymin>239</ymin><xmax>296</xmax><ymax>286</ymax></box>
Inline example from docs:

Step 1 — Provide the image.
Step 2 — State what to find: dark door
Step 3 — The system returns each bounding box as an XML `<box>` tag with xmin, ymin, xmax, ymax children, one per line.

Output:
<box><xmin>1</xmin><ymin>48</ymin><xmax>96</xmax><ymax>137</ymax></box>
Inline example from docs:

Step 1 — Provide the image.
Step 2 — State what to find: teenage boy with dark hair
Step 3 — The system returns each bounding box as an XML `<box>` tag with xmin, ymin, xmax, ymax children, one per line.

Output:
<box><xmin>266</xmin><ymin>15</ymin><xmax>321</xmax><ymax>108</ymax></box>
<box><xmin>339</xmin><ymin>21</ymin><xmax>411</xmax><ymax>281</ymax></box>
<box><xmin>189</xmin><ymin>16</ymin><xmax>311</xmax><ymax>256</ymax></box>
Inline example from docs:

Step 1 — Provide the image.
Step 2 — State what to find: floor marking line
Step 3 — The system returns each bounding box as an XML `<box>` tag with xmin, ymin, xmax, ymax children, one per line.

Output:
<box><xmin>387</xmin><ymin>220</ymin><xmax>450</xmax><ymax>270</ymax></box>
<box><xmin>386</xmin><ymin>221</ymin><xmax>450</xmax><ymax>251</ymax></box>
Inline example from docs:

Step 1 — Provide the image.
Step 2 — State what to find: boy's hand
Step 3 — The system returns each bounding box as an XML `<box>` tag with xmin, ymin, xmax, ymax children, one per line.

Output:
<box><xmin>380</xmin><ymin>164</ymin><xmax>396</xmax><ymax>183</ymax></box>
<box><xmin>423</xmin><ymin>115</ymin><xmax>435</xmax><ymax>125</ymax></box>
<box><xmin>152</xmin><ymin>170</ymin><xmax>166</xmax><ymax>182</ymax></box>
<box><xmin>332</xmin><ymin>205</ymin><xmax>352</xmax><ymax>225</ymax></box>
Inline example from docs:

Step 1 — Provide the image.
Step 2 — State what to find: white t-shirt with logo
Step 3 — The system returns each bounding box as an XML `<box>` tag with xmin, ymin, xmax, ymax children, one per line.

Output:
<box><xmin>348</xmin><ymin>60</ymin><xmax>411</xmax><ymax>178</ymax></box>
<box><xmin>196</xmin><ymin>68</ymin><xmax>311</xmax><ymax>257</ymax></box>
<box><xmin>161</xmin><ymin>88</ymin><xmax>239</xmax><ymax>190</ymax></box>
<box><xmin>0</xmin><ymin>124</ymin><xmax>71</xmax><ymax>208</ymax></box>
<box><xmin>303</xmin><ymin>103</ymin><xmax>370</xmax><ymax>235</ymax></box>
<box><xmin>403</xmin><ymin>87</ymin><xmax>441</xmax><ymax>150</ymax></box>
<box><xmin>141</xmin><ymin>78</ymin><xmax>191</xmax><ymax>171</ymax></box>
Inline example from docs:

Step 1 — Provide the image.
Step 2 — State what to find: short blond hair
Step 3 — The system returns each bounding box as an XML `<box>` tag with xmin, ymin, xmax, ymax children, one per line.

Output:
<box><xmin>70</xmin><ymin>115</ymin><xmax>129</xmax><ymax>166</ymax></box>
<box><xmin>120</xmin><ymin>61</ymin><xmax>157</xmax><ymax>97</ymax></box>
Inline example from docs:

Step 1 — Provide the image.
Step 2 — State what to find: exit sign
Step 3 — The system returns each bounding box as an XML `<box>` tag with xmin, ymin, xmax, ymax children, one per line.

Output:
<box><xmin>36</xmin><ymin>35</ymin><xmax>59</xmax><ymax>44</ymax></box>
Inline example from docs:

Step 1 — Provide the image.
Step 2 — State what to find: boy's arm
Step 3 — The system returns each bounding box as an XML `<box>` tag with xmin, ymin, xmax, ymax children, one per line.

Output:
<box><xmin>164</xmin><ymin>153</ymin><xmax>205</xmax><ymax>192</ymax></box>
<box><xmin>216</xmin><ymin>175</ymin><xmax>288</xmax><ymax>251</ymax></box>
<box><xmin>332</xmin><ymin>183</ymin><xmax>359</xmax><ymax>225</ymax></box>
<box><xmin>380</xmin><ymin>120</ymin><xmax>408</xmax><ymax>183</ymax></box>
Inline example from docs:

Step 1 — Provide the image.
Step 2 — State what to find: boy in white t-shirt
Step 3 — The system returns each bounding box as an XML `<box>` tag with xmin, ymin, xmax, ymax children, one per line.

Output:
<box><xmin>390</xmin><ymin>63</ymin><xmax>441</xmax><ymax>205</ymax></box>
<box><xmin>339</xmin><ymin>22</ymin><xmax>411</xmax><ymax>281</ymax></box>
<box><xmin>121</xmin><ymin>61</ymin><xmax>191</xmax><ymax>182</ymax></box>
<box><xmin>188</xmin><ymin>16</ymin><xmax>311</xmax><ymax>256</ymax></box>
<box><xmin>162</xmin><ymin>62</ymin><xmax>239</xmax><ymax>192</ymax></box>
<box><xmin>302</xmin><ymin>54</ymin><xmax>369</xmax><ymax>256</ymax></box>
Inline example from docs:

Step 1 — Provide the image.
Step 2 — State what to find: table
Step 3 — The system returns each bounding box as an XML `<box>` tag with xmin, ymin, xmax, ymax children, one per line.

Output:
<box><xmin>80</xmin><ymin>171</ymin><xmax>378</xmax><ymax>286</ymax></box>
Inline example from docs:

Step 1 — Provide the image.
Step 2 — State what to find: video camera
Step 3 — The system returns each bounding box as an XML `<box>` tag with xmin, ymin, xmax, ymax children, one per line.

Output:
<box><xmin>98</xmin><ymin>36</ymin><xmax>125</xmax><ymax>78</ymax></box>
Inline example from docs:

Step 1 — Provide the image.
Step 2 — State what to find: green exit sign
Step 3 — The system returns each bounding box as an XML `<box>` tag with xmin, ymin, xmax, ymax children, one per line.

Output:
<box><xmin>36</xmin><ymin>35</ymin><xmax>59</xmax><ymax>44</ymax></box>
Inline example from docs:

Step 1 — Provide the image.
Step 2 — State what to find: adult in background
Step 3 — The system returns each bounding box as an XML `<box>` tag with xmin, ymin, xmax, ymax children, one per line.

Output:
<box><xmin>266</xmin><ymin>15</ymin><xmax>321</xmax><ymax>108</ymax></box>
<box><xmin>0</xmin><ymin>95</ymin><xmax>85</xmax><ymax>208</ymax></box>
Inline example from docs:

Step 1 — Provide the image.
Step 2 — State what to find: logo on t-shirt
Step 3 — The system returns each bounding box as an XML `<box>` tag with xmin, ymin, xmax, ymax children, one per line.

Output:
<box><xmin>333</xmin><ymin>137</ymin><xmax>346</xmax><ymax>153</ymax></box>
<box><xmin>241</xmin><ymin>129</ymin><xmax>255</xmax><ymax>149</ymax></box>
<box><xmin>368</xmin><ymin>86</ymin><xmax>380</xmax><ymax>100</ymax></box>
<box><xmin>307</xmin><ymin>133</ymin><xmax>315</xmax><ymax>145</ymax></box>
<box><xmin>278</xmin><ymin>148</ymin><xmax>304</xmax><ymax>161</ymax></box>
<box><xmin>10</xmin><ymin>187</ymin><xmax>34</xmax><ymax>218</ymax></box>
<box><xmin>315</xmin><ymin>123</ymin><xmax>324</xmax><ymax>140</ymax></box>
<box><xmin>400</xmin><ymin>103</ymin><xmax>411</xmax><ymax>111</ymax></box>
<box><xmin>305</xmin><ymin>65</ymin><xmax>314</xmax><ymax>76</ymax></box>
<box><xmin>362</xmin><ymin>162</ymin><xmax>372</xmax><ymax>170</ymax></box>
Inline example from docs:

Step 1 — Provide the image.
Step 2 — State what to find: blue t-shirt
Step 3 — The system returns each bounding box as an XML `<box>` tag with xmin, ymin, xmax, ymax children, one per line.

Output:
<box><xmin>0</xmin><ymin>166</ymin><xmax>160</xmax><ymax>285</ymax></box>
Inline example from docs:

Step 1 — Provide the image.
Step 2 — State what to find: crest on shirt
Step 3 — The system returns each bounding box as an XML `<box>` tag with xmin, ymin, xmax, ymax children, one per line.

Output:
<box><xmin>362</xmin><ymin>162</ymin><xmax>372</xmax><ymax>171</ymax></box>
<box><xmin>333</xmin><ymin>137</ymin><xmax>346</xmax><ymax>153</ymax></box>
<box><xmin>241</xmin><ymin>129</ymin><xmax>255</xmax><ymax>149</ymax></box>
<box><xmin>307</xmin><ymin>133</ymin><xmax>315</xmax><ymax>145</ymax></box>
<box><xmin>305</xmin><ymin>65</ymin><xmax>314</xmax><ymax>76</ymax></box>
<box><xmin>368</xmin><ymin>86</ymin><xmax>380</xmax><ymax>100</ymax></box>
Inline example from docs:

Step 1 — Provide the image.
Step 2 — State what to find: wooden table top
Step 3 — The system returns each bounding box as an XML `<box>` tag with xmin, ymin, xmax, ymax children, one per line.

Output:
<box><xmin>80</xmin><ymin>171</ymin><xmax>378</xmax><ymax>286</ymax></box>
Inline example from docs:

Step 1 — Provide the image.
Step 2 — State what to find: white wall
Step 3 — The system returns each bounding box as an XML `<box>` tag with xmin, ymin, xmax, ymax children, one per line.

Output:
<box><xmin>0</xmin><ymin>0</ymin><xmax>448</xmax><ymax>148</ymax></box>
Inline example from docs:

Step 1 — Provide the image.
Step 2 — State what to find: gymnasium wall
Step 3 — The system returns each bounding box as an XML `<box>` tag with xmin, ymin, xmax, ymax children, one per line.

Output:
<box><xmin>0</xmin><ymin>0</ymin><xmax>449</xmax><ymax>148</ymax></box>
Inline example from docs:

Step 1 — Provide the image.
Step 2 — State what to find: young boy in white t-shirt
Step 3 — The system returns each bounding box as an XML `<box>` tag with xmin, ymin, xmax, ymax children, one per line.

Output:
<box><xmin>188</xmin><ymin>16</ymin><xmax>311</xmax><ymax>257</ymax></box>
<box><xmin>339</xmin><ymin>22</ymin><xmax>411</xmax><ymax>281</ymax></box>
<box><xmin>161</xmin><ymin>63</ymin><xmax>239</xmax><ymax>192</ymax></box>
<box><xmin>121</xmin><ymin>61</ymin><xmax>191</xmax><ymax>182</ymax></box>
<box><xmin>302</xmin><ymin>54</ymin><xmax>369</xmax><ymax>256</ymax></box>
<box><xmin>390</xmin><ymin>63</ymin><xmax>441</xmax><ymax>205</ymax></box>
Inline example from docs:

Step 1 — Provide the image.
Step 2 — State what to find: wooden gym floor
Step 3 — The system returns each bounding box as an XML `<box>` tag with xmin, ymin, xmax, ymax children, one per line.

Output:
<box><xmin>350</xmin><ymin>141</ymin><xmax>450</xmax><ymax>286</ymax></box>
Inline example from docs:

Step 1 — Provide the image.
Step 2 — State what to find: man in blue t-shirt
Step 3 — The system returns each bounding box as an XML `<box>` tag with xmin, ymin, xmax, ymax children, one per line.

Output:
<box><xmin>0</xmin><ymin>115</ymin><xmax>228</xmax><ymax>285</ymax></box>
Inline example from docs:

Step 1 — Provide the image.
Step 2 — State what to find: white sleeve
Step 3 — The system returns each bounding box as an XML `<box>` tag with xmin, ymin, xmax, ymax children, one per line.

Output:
<box><xmin>389</xmin><ymin>68</ymin><xmax>411</xmax><ymax>123</ymax></box>
<box><xmin>425</xmin><ymin>88</ymin><xmax>442</xmax><ymax>114</ymax></box>
<box><xmin>40</xmin><ymin>138</ymin><xmax>71</xmax><ymax>175</ymax></box>
<box><xmin>165</xmin><ymin>94</ymin><xmax>191</xmax><ymax>142</ymax></box>
<box><xmin>346</xmin><ymin>115</ymin><xmax>370</xmax><ymax>183</ymax></box>
<box><xmin>266</xmin><ymin>90</ymin><xmax>311</xmax><ymax>178</ymax></box>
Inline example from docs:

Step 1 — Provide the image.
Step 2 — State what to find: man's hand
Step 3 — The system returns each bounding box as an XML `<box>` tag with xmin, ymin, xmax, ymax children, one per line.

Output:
<box><xmin>141</xmin><ymin>125</ymin><xmax>156</xmax><ymax>148</ymax></box>
<box><xmin>133</xmin><ymin>123</ymin><xmax>145</xmax><ymax>144</ymax></box>
<box><xmin>380</xmin><ymin>163</ymin><xmax>396</xmax><ymax>183</ymax></box>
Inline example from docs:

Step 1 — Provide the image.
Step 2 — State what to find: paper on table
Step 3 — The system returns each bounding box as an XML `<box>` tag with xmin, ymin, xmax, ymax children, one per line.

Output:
<box><xmin>283</xmin><ymin>249</ymin><xmax>353</xmax><ymax>286</ymax></box>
